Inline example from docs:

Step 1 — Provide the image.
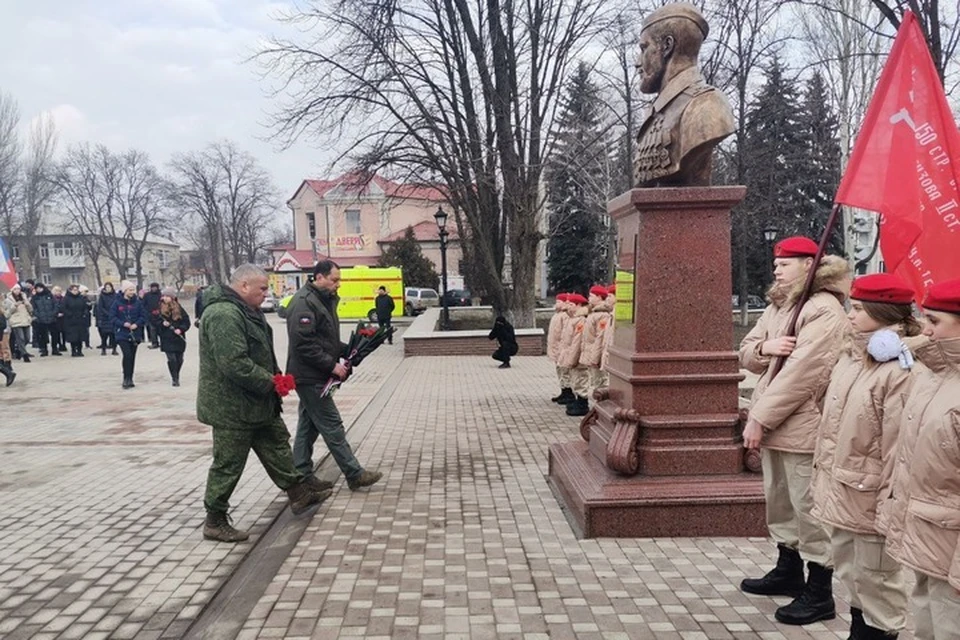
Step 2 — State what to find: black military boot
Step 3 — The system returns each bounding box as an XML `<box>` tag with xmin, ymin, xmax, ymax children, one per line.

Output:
<box><xmin>775</xmin><ymin>561</ymin><xmax>836</xmax><ymax>625</ymax></box>
<box><xmin>860</xmin><ymin>618</ymin><xmax>898</xmax><ymax>639</ymax></box>
<box><xmin>287</xmin><ymin>480</ymin><xmax>333</xmax><ymax>515</ymax></box>
<box><xmin>0</xmin><ymin>360</ymin><xmax>15</xmax><ymax>387</ymax></box>
<box><xmin>848</xmin><ymin>607</ymin><xmax>864</xmax><ymax>640</ymax></box>
<box><xmin>553</xmin><ymin>388</ymin><xmax>575</xmax><ymax>404</ymax></box>
<box><xmin>741</xmin><ymin>543</ymin><xmax>806</xmax><ymax>596</ymax></box>
<box><xmin>203</xmin><ymin>511</ymin><xmax>250</xmax><ymax>543</ymax></box>
<box><xmin>566</xmin><ymin>396</ymin><xmax>589</xmax><ymax>417</ymax></box>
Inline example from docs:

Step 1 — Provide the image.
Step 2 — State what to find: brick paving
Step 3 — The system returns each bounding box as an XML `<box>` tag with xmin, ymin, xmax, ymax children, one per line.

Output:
<box><xmin>0</xmin><ymin>324</ymin><xmax>919</xmax><ymax>639</ymax></box>
<box><xmin>0</xmin><ymin>316</ymin><xmax>403</xmax><ymax>639</ymax></box>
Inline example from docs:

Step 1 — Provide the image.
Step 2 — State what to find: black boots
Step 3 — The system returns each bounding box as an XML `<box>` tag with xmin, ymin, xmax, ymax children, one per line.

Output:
<box><xmin>848</xmin><ymin>607</ymin><xmax>899</xmax><ymax>640</ymax></box>
<box><xmin>565</xmin><ymin>396</ymin><xmax>589</xmax><ymax>416</ymax></box>
<box><xmin>741</xmin><ymin>543</ymin><xmax>806</xmax><ymax>597</ymax></box>
<box><xmin>122</xmin><ymin>377</ymin><xmax>133</xmax><ymax>389</ymax></box>
<box><xmin>203</xmin><ymin>511</ymin><xmax>249</xmax><ymax>543</ymax></box>
<box><xmin>775</xmin><ymin>561</ymin><xmax>836</xmax><ymax>625</ymax></box>
<box><xmin>552</xmin><ymin>388</ymin><xmax>575</xmax><ymax>404</ymax></box>
<box><xmin>0</xmin><ymin>360</ymin><xmax>15</xmax><ymax>387</ymax></box>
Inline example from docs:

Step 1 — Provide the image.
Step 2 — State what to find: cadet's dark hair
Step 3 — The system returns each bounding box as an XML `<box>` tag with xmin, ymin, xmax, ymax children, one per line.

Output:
<box><xmin>313</xmin><ymin>260</ymin><xmax>340</xmax><ymax>277</ymax></box>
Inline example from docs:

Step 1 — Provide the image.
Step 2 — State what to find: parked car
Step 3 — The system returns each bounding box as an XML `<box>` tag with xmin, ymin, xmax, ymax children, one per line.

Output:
<box><xmin>443</xmin><ymin>289</ymin><xmax>472</xmax><ymax>307</ymax></box>
<box><xmin>404</xmin><ymin>287</ymin><xmax>440</xmax><ymax>316</ymax></box>
<box><xmin>732</xmin><ymin>294</ymin><xmax>766</xmax><ymax>310</ymax></box>
<box><xmin>261</xmin><ymin>294</ymin><xmax>278</xmax><ymax>313</ymax></box>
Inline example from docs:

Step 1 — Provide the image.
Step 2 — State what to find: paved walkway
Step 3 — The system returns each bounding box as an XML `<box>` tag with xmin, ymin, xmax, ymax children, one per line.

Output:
<box><xmin>0</xmin><ymin>323</ymin><xmax>917</xmax><ymax>639</ymax></box>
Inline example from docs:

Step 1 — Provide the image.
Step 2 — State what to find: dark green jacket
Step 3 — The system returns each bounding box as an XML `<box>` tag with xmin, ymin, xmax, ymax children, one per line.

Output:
<box><xmin>285</xmin><ymin>283</ymin><xmax>346</xmax><ymax>387</ymax></box>
<box><xmin>197</xmin><ymin>285</ymin><xmax>280</xmax><ymax>428</ymax></box>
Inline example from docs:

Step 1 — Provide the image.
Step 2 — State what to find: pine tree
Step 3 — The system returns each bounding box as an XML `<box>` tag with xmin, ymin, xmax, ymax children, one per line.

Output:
<box><xmin>378</xmin><ymin>226</ymin><xmax>440</xmax><ymax>290</ymax></box>
<box><xmin>796</xmin><ymin>71</ymin><xmax>843</xmax><ymax>255</ymax></box>
<box><xmin>546</xmin><ymin>62</ymin><xmax>611</xmax><ymax>295</ymax></box>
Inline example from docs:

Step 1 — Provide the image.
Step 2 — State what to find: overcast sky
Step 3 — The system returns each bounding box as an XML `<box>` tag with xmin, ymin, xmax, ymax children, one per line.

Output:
<box><xmin>0</xmin><ymin>0</ymin><xmax>335</xmax><ymax>204</ymax></box>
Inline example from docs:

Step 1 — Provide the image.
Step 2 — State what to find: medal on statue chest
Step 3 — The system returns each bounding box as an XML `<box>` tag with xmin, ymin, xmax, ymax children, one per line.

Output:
<box><xmin>634</xmin><ymin>111</ymin><xmax>675</xmax><ymax>185</ymax></box>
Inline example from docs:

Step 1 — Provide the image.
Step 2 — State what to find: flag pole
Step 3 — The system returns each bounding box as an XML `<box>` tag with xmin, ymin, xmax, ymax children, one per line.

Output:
<box><xmin>768</xmin><ymin>203</ymin><xmax>844</xmax><ymax>381</ymax></box>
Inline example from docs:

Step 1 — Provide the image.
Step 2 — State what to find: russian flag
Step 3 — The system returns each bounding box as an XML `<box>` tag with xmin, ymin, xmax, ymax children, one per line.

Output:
<box><xmin>0</xmin><ymin>238</ymin><xmax>17</xmax><ymax>290</ymax></box>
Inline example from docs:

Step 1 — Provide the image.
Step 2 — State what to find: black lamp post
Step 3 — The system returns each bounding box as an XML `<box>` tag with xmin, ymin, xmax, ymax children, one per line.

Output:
<box><xmin>763</xmin><ymin>226</ymin><xmax>778</xmax><ymax>288</ymax></box>
<box><xmin>434</xmin><ymin>206</ymin><xmax>450</xmax><ymax>329</ymax></box>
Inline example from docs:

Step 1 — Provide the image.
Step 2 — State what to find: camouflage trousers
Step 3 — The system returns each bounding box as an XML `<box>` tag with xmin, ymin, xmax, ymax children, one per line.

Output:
<box><xmin>204</xmin><ymin>418</ymin><xmax>303</xmax><ymax>514</ymax></box>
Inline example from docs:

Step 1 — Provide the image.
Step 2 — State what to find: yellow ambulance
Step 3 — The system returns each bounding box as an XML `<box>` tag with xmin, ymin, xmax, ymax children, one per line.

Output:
<box><xmin>279</xmin><ymin>265</ymin><xmax>404</xmax><ymax>321</ymax></box>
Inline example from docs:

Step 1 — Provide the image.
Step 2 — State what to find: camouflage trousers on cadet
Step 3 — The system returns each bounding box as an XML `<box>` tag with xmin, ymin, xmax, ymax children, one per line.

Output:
<box><xmin>556</xmin><ymin>366</ymin><xmax>571</xmax><ymax>388</ymax></box>
<box><xmin>571</xmin><ymin>366</ymin><xmax>591</xmax><ymax>398</ymax></box>
<box><xmin>204</xmin><ymin>418</ymin><xmax>303</xmax><ymax>514</ymax></box>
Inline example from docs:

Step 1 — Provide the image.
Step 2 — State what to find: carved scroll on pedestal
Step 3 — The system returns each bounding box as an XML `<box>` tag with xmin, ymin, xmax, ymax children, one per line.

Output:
<box><xmin>606</xmin><ymin>408</ymin><xmax>641</xmax><ymax>475</ymax></box>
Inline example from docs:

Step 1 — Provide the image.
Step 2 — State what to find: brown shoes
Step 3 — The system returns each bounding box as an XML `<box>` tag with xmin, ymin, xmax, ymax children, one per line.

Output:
<box><xmin>203</xmin><ymin>511</ymin><xmax>250</xmax><ymax>543</ymax></box>
<box><xmin>348</xmin><ymin>469</ymin><xmax>383</xmax><ymax>491</ymax></box>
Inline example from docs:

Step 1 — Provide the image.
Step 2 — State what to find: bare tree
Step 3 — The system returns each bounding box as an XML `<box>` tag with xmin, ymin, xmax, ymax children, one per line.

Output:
<box><xmin>869</xmin><ymin>0</ymin><xmax>959</xmax><ymax>89</ymax></box>
<box><xmin>168</xmin><ymin>141</ymin><xmax>278</xmax><ymax>283</ymax></box>
<box><xmin>0</xmin><ymin>93</ymin><xmax>21</xmax><ymax>242</ymax></box>
<box><xmin>258</xmin><ymin>0</ymin><xmax>613</xmax><ymax>325</ymax></box>
<box><xmin>57</xmin><ymin>144</ymin><xmax>170</xmax><ymax>286</ymax></box>
<box><xmin>19</xmin><ymin>113</ymin><xmax>58</xmax><ymax>279</ymax></box>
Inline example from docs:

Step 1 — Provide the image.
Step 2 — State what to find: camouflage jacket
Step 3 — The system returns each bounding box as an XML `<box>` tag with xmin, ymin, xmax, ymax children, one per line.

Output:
<box><xmin>196</xmin><ymin>285</ymin><xmax>280</xmax><ymax>428</ymax></box>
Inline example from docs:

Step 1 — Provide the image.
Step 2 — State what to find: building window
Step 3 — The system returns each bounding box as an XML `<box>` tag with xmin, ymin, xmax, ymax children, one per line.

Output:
<box><xmin>41</xmin><ymin>273</ymin><xmax>52</xmax><ymax>285</ymax></box>
<box><xmin>69</xmin><ymin>271</ymin><xmax>83</xmax><ymax>284</ymax></box>
<box><xmin>306</xmin><ymin>212</ymin><xmax>316</xmax><ymax>239</ymax></box>
<box><xmin>52</xmin><ymin>241</ymin><xmax>80</xmax><ymax>258</ymax></box>
<box><xmin>157</xmin><ymin>250</ymin><xmax>169</xmax><ymax>268</ymax></box>
<box><xmin>345</xmin><ymin>210</ymin><xmax>361</xmax><ymax>234</ymax></box>
<box><xmin>40</xmin><ymin>244</ymin><xmax>49</xmax><ymax>259</ymax></box>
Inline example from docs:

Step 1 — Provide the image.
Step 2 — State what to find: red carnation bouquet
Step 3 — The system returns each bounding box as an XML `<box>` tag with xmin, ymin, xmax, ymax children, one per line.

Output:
<box><xmin>320</xmin><ymin>321</ymin><xmax>395</xmax><ymax>397</ymax></box>
<box><xmin>273</xmin><ymin>373</ymin><xmax>296</xmax><ymax>397</ymax></box>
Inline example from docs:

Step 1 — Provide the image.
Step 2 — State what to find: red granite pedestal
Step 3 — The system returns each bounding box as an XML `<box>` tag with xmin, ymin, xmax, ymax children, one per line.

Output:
<box><xmin>548</xmin><ymin>186</ymin><xmax>767</xmax><ymax>538</ymax></box>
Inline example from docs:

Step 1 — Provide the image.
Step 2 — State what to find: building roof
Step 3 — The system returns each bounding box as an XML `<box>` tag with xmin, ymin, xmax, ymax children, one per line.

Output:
<box><xmin>292</xmin><ymin>172</ymin><xmax>446</xmax><ymax>204</ymax></box>
<box><xmin>378</xmin><ymin>221</ymin><xmax>460</xmax><ymax>244</ymax></box>
<box><xmin>271</xmin><ymin>249</ymin><xmax>377</xmax><ymax>273</ymax></box>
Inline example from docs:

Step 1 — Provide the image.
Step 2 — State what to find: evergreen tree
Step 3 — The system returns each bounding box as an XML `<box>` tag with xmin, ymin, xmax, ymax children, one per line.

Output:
<box><xmin>796</xmin><ymin>71</ymin><xmax>843</xmax><ymax>255</ymax></box>
<box><xmin>546</xmin><ymin>62</ymin><xmax>611</xmax><ymax>295</ymax></box>
<box><xmin>378</xmin><ymin>226</ymin><xmax>440</xmax><ymax>290</ymax></box>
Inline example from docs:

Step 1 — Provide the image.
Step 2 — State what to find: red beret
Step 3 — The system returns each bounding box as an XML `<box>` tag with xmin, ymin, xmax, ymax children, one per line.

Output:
<box><xmin>774</xmin><ymin>236</ymin><xmax>818</xmax><ymax>258</ymax></box>
<box><xmin>556</xmin><ymin>293</ymin><xmax>569</xmax><ymax>302</ymax></box>
<box><xmin>589</xmin><ymin>285</ymin><xmax>608</xmax><ymax>299</ymax></box>
<box><xmin>923</xmin><ymin>278</ymin><xmax>960</xmax><ymax>314</ymax></box>
<box><xmin>606</xmin><ymin>283</ymin><xmax>617</xmax><ymax>294</ymax></box>
<box><xmin>568</xmin><ymin>293</ymin><xmax>588</xmax><ymax>305</ymax></box>
<box><xmin>850</xmin><ymin>273</ymin><xmax>914</xmax><ymax>305</ymax></box>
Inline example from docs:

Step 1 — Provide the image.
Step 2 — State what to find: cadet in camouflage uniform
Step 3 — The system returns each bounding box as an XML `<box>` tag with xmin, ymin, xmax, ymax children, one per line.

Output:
<box><xmin>197</xmin><ymin>264</ymin><xmax>332</xmax><ymax>543</ymax></box>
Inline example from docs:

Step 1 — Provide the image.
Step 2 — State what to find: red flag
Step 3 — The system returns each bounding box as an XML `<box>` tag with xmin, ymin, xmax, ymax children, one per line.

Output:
<box><xmin>0</xmin><ymin>238</ymin><xmax>17</xmax><ymax>290</ymax></box>
<box><xmin>835</xmin><ymin>10</ymin><xmax>960</xmax><ymax>299</ymax></box>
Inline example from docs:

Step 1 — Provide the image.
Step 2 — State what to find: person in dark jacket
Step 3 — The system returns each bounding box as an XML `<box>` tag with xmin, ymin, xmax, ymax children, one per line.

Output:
<box><xmin>197</xmin><ymin>264</ymin><xmax>331</xmax><ymax>542</ymax></box>
<box><xmin>286</xmin><ymin>260</ymin><xmax>382</xmax><ymax>491</ymax></box>
<box><xmin>79</xmin><ymin>285</ymin><xmax>93</xmax><ymax>348</ymax></box>
<box><xmin>30</xmin><ymin>283</ymin><xmax>60</xmax><ymax>357</ymax></box>
<box><xmin>489</xmin><ymin>315</ymin><xmax>518</xmax><ymax>369</ymax></box>
<box><xmin>62</xmin><ymin>284</ymin><xmax>89</xmax><ymax>356</ymax></box>
<box><xmin>51</xmin><ymin>286</ymin><xmax>66</xmax><ymax>353</ymax></box>
<box><xmin>194</xmin><ymin>285</ymin><xmax>205</xmax><ymax>327</ymax></box>
<box><xmin>375</xmin><ymin>286</ymin><xmax>396</xmax><ymax>344</ymax></box>
<box><xmin>96</xmin><ymin>282</ymin><xmax>119</xmax><ymax>355</ymax></box>
<box><xmin>156</xmin><ymin>287</ymin><xmax>190</xmax><ymax>386</ymax></box>
<box><xmin>112</xmin><ymin>281</ymin><xmax>148</xmax><ymax>389</ymax></box>
<box><xmin>142</xmin><ymin>282</ymin><xmax>162</xmax><ymax>348</ymax></box>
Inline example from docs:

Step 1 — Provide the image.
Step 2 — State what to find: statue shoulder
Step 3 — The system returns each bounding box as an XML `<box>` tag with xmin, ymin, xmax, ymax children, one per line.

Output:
<box><xmin>678</xmin><ymin>86</ymin><xmax>735</xmax><ymax>150</ymax></box>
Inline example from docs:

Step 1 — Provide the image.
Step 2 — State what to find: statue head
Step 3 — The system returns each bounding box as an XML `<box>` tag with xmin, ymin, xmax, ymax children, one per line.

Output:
<box><xmin>636</xmin><ymin>3</ymin><xmax>708</xmax><ymax>94</ymax></box>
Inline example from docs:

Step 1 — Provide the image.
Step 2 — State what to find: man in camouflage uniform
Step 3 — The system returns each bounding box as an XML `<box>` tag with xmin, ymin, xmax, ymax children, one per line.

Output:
<box><xmin>197</xmin><ymin>264</ymin><xmax>332</xmax><ymax>543</ymax></box>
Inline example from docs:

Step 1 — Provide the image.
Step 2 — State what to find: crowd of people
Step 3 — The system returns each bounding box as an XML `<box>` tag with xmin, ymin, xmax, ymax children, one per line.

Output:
<box><xmin>0</xmin><ymin>279</ymin><xmax>193</xmax><ymax>389</ymax></box>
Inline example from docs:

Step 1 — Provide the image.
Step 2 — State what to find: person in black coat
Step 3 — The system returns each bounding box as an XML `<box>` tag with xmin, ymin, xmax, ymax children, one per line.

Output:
<box><xmin>30</xmin><ymin>283</ymin><xmax>60</xmax><ymax>357</ymax></box>
<box><xmin>112</xmin><ymin>281</ymin><xmax>148</xmax><ymax>389</ymax></box>
<box><xmin>488</xmin><ymin>315</ymin><xmax>518</xmax><ymax>369</ymax></box>
<box><xmin>96</xmin><ymin>283</ymin><xmax>119</xmax><ymax>355</ymax></box>
<box><xmin>155</xmin><ymin>287</ymin><xmax>190</xmax><ymax>386</ymax></box>
<box><xmin>62</xmin><ymin>284</ymin><xmax>89</xmax><ymax>356</ymax></box>
<box><xmin>374</xmin><ymin>286</ymin><xmax>396</xmax><ymax>344</ymax></box>
<box><xmin>142</xmin><ymin>282</ymin><xmax>162</xmax><ymax>348</ymax></box>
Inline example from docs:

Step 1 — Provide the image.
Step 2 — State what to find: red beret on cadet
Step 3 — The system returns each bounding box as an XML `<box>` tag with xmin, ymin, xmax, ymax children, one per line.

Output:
<box><xmin>568</xmin><ymin>293</ymin><xmax>588</xmax><ymax>305</ymax></box>
<box><xmin>589</xmin><ymin>285</ymin><xmax>608</xmax><ymax>299</ymax></box>
<box><xmin>556</xmin><ymin>293</ymin><xmax>569</xmax><ymax>302</ymax></box>
<box><xmin>850</xmin><ymin>273</ymin><xmax>915</xmax><ymax>305</ymax></box>
<box><xmin>606</xmin><ymin>283</ymin><xmax>617</xmax><ymax>294</ymax></box>
<box><xmin>923</xmin><ymin>278</ymin><xmax>960</xmax><ymax>314</ymax></box>
<box><xmin>774</xmin><ymin>236</ymin><xmax>818</xmax><ymax>258</ymax></box>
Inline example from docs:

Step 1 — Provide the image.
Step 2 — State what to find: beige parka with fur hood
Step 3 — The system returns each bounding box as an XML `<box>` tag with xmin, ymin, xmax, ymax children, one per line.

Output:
<box><xmin>547</xmin><ymin>304</ymin><xmax>567</xmax><ymax>363</ymax></box>
<box><xmin>740</xmin><ymin>255</ymin><xmax>851</xmax><ymax>453</ymax></box>
<box><xmin>579</xmin><ymin>297</ymin><xmax>614</xmax><ymax>368</ymax></box>
<box><xmin>558</xmin><ymin>305</ymin><xmax>589</xmax><ymax>369</ymax></box>
<box><xmin>877</xmin><ymin>336</ymin><xmax>960</xmax><ymax>589</ymax></box>
<box><xmin>810</xmin><ymin>331</ymin><xmax>915</xmax><ymax>534</ymax></box>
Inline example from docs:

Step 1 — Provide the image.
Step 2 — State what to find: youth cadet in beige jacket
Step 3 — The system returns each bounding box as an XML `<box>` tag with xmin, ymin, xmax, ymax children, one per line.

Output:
<box><xmin>558</xmin><ymin>294</ymin><xmax>589</xmax><ymax>417</ymax></box>
<box><xmin>811</xmin><ymin>273</ymin><xmax>921</xmax><ymax>639</ymax></box>
<box><xmin>738</xmin><ymin>236</ymin><xmax>851</xmax><ymax>626</ymax></box>
<box><xmin>548</xmin><ymin>294</ymin><xmax>574</xmax><ymax>405</ymax></box>
<box><xmin>579</xmin><ymin>285</ymin><xmax>613</xmax><ymax>400</ymax></box>
<box><xmin>877</xmin><ymin>278</ymin><xmax>960</xmax><ymax>640</ymax></box>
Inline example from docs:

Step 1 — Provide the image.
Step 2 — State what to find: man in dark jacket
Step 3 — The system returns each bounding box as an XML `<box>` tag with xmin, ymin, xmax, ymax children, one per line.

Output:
<box><xmin>374</xmin><ymin>286</ymin><xmax>396</xmax><ymax>344</ymax></box>
<box><xmin>30</xmin><ymin>283</ymin><xmax>60</xmax><ymax>357</ymax></box>
<box><xmin>142</xmin><ymin>282</ymin><xmax>162</xmax><ymax>348</ymax></box>
<box><xmin>286</xmin><ymin>260</ymin><xmax>382</xmax><ymax>491</ymax></box>
<box><xmin>197</xmin><ymin>264</ymin><xmax>331</xmax><ymax>542</ymax></box>
<box><xmin>489</xmin><ymin>315</ymin><xmax>518</xmax><ymax>369</ymax></box>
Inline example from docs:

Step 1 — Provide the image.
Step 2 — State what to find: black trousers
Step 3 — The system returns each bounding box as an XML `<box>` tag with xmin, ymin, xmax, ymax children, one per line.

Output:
<box><xmin>166</xmin><ymin>352</ymin><xmax>184</xmax><ymax>380</ymax></box>
<box><xmin>377</xmin><ymin>317</ymin><xmax>393</xmax><ymax>343</ymax></box>
<box><xmin>146</xmin><ymin>323</ymin><xmax>159</xmax><ymax>347</ymax></box>
<box><xmin>119</xmin><ymin>340</ymin><xmax>138</xmax><ymax>379</ymax></box>
<box><xmin>99</xmin><ymin>330</ymin><xmax>116</xmax><ymax>352</ymax></box>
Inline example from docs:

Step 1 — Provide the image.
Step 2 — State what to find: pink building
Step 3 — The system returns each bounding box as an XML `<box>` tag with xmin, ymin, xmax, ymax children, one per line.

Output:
<box><xmin>271</xmin><ymin>173</ymin><xmax>463</xmax><ymax>291</ymax></box>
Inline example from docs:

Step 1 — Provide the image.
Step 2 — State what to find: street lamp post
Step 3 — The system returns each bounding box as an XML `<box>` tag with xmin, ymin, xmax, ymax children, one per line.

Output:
<box><xmin>763</xmin><ymin>226</ymin><xmax>778</xmax><ymax>288</ymax></box>
<box><xmin>434</xmin><ymin>207</ymin><xmax>450</xmax><ymax>330</ymax></box>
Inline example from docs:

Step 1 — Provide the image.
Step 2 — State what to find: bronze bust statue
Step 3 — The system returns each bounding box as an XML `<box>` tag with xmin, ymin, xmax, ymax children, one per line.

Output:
<box><xmin>634</xmin><ymin>3</ymin><xmax>735</xmax><ymax>187</ymax></box>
